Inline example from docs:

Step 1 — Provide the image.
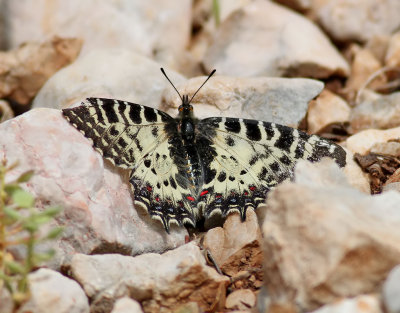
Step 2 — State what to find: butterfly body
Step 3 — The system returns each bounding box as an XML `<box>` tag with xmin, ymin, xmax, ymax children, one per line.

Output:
<box><xmin>63</xmin><ymin>95</ymin><xmax>346</xmax><ymax>233</ymax></box>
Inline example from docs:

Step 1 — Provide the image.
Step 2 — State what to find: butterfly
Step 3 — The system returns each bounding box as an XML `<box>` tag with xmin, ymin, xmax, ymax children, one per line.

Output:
<box><xmin>62</xmin><ymin>69</ymin><xmax>346</xmax><ymax>233</ymax></box>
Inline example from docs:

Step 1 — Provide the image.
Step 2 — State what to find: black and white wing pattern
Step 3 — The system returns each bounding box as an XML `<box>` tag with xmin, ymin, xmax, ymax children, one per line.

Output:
<box><xmin>196</xmin><ymin>117</ymin><xmax>346</xmax><ymax>220</ymax></box>
<box><xmin>62</xmin><ymin>98</ymin><xmax>197</xmax><ymax>231</ymax></box>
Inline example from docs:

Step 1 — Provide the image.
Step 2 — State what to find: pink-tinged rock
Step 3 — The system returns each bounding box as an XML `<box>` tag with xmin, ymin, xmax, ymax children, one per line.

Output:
<box><xmin>16</xmin><ymin>268</ymin><xmax>89</xmax><ymax>313</ymax></box>
<box><xmin>162</xmin><ymin>75</ymin><xmax>324</xmax><ymax>127</ymax></box>
<box><xmin>307</xmin><ymin>89</ymin><xmax>350</xmax><ymax>134</ymax></box>
<box><xmin>262</xmin><ymin>159</ymin><xmax>400</xmax><ymax>312</ymax></box>
<box><xmin>308</xmin><ymin>295</ymin><xmax>381</xmax><ymax>313</ymax></box>
<box><xmin>0</xmin><ymin>109</ymin><xmax>187</xmax><ymax>269</ymax></box>
<box><xmin>203</xmin><ymin>1</ymin><xmax>349</xmax><ymax>78</ymax></box>
<box><xmin>345</xmin><ymin>126</ymin><xmax>400</xmax><ymax>155</ymax></box>
<box><xmin>203</xmin><ymin>210</ymin><xmax>263</xmax><ymax>283</ymax></box>
<box><xmin>314</xmin><ymin>0</ymin><xmax>400</xmax><ymax>43</ymax></box>
<box><xmin>225</xmin><ymin>289</ymin><xmax>256</xmax><ymax>311</ymax></box>
<box><xmin>70</xmin><ymin>243</ymin><xmax>229</xmax><ymax>313</ymax></box>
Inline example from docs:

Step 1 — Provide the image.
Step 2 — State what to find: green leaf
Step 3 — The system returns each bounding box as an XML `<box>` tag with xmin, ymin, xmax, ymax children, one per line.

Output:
<box><xmin>212</xmin><ymin>0</ymin><xmax>221</xmax><ymax>27</ymax></box>
<box><xmin>41</xmin><ymin>206</ymin><xmax>62</xmax><ymax>218</ymax></box>
<box><xmin>4</xmin><ymin>206</ymin><xmax>22</xmax><ymax>222</ymax></box>
<box><xmin>5</xmin><ymin>260</ymin><xmax>25</xmax><ymax>274</ymax></box>
<box><xmin>44</xmin><ymin>226</ymin><xmax>64</xmax><ymax>240</ymax></box>
<box><xmin>16</xmin><ymin>170</ymin><xmax>34</xmax><ymax>183</ymax></box>
<box><xmin>6</xmin><ymin>187</ymin><xmax>34</xmax><ymax>208</ymax></box>
<box><xmin>33</xmin><ymin>250</ymin><xmax>55</xmax><ymax>263</ymax></box>
<box><xmin>22</xmin><ymin>219</ymin><xmax>39</xmax><ymax>232</ymax></box>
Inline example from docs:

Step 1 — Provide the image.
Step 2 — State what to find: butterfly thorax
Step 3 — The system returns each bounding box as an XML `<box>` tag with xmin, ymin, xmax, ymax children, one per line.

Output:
<box><xmin>177</xmin><ymin>95</ymin><xmax>203</xmax><ymax>193</ymax></box>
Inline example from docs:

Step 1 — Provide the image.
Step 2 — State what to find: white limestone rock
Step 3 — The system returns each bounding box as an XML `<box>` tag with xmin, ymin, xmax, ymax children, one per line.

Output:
<box><xmin>203</xmin><ymin>0</ymin><xmax>349</xmax><ymax>78</ymax></box>
<box><xmin>2</xmin><ymin>0</ymin><xmax>192</xmax><ymax>69</ymax></box>
<box><xmin>0</xmin><ymin>109</ymin><xmax>187</xmax><ymax>269</ymax></box>
<box><xmin>162</xmin><ymin>75</ymin><xmax>324</xmax><ymax>127</ymax></box>
<box><xmin>308</xmin><ymin>294</ymin><xmax>382</xmax><ymax>313</ymax></box>
<box><xmin>33</xmin><ymin>50</ymin><xmax>185</xmax><ymax>110</ymax></box>
<box><xmin>262</xmin><ymin>159</ymin><xmax>400</xmax><ymax>311</ymax></box>
<box><xmin>16</xmin><ymin>268</ymin><xmax>89</xmax><ymax>313</ymax></box>
<box><xmin>315</xmin><ymin>0</ymin><xmax>400</xmax><ymax>43</ymax></box>
<box><xmin>110</xmin><ymin>298</ymin><xmax>143</xmax><ymax>313</ymax></box>
<box><xmin>70</xmin><ymin>243</ymin><xmax>229</xmax><ymax>313</ymax></box>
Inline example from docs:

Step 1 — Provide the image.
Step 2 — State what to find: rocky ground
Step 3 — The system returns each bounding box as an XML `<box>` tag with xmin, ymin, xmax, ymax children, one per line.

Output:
<box><xmin>1</xmin><ymin>0</ymin><xmax>400</xmax><ymax>312</ymax></box>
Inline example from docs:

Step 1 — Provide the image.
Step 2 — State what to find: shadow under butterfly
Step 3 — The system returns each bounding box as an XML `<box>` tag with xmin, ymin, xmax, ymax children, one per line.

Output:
<box><xmin>62</xmin><ymin>69</ymin><xmax>346</xmax><ymax>233</ymax></box>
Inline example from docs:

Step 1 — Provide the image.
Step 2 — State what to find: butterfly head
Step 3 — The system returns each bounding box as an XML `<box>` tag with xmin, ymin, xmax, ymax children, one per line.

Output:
<box><xmin>178</xmin><ymin>95</ymin><xmax>194</xmax><ymax>118</ymax></box>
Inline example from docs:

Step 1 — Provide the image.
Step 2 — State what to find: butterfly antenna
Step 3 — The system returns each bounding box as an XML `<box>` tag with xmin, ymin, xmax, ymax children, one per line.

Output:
<box><xmin>189</xmin><ymin>69</ymin><xmax>216</xmax><ymax>104</ymax></box>
<box><xmin>160</xmin><ymin>68</ymin><xmax>183</xmax><ymax>101</ymax></box>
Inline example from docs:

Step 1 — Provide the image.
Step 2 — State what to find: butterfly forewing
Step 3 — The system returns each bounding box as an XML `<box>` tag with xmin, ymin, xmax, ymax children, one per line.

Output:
<box><xmin>62</xmin><ymin>98</ymin><xmax>197</xmax><ymax>231</ymax></box>
<box><xmin>196</xmin><ymin>117</ymin><xmax>346</xmax><ymax>220</ymax></box>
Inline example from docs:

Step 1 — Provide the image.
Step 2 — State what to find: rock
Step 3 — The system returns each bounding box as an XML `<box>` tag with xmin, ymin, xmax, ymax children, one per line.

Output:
<box><xmin>33</xmin><ymin>50</ymin><xmax>185</xmax><ymax>110</ymax></box>
<box><xmin>70</xmin><ymin>242</ymin><xmax>229</xmax><ymax>313</ymax></box>
<box><xmin>342</xmin><ymin>149</ymin><xmax>371</xmax><ymax>194</ymax></box>
<box><xmin>382</xmin><ymin>265</ymin><xmax>400</xmax><ymax>313</ymax></box>
<box><xmin>2</xmin><ymin>0</ymin><xmax>192</xmax><ymax>70</ymax></box>
<box><xmin>16</xmin><ymin>268</ymin><xmax>89</xmax><ymax>313</ymax></box>
<box><xmin>203</xmin><ymin>1</ymin><xmax>349</xmax><ymax>78</ymax></box>
<box><xmin>0</xmin><ymin>288</ymin><xmax>14</xmax><ymax>313</ymax></box>
<box><xmin>345</xmin><ymin>126</ymin><xmax>400</xmax><ymax>155</ymax></box>
<box><xmin>366</xmin><ymin>35</ymin><xmax>391</xmax><ymax>64</ymax></box>
<box><xmin>225</xmin><ymin>289</ymin><xmax>256</xmax><ymax>311</ymax></box>
<box><xmin>0</xmin><ymin>99</ymin><xmax>14</xmax><ymax>123</ymax></box>
<box><xmin>274</xmin><ymin>0</ymin><xmax>312</xmax><ymax>11</ymax></box>
<box><xmin>173</xmin><ymin>302</ymin><xmax>201</xmax><ymax>313</ymax></box>
<box><xmin>111</xmin><ymin>298</ymin><xmax>143</xmax><ymax>313</ymax></box>
<box><xmin>262</xmin><ymin>159</ymin><xmax>400</xmax><ymax>311</ymax></box>
<box><xmin>203</xmin><ymin>210</ymin><xmax>263</xmax><ymax>288</ymax></box>
<box><xmin>308</xmin><ymin>294</ymin><xmax>382</xmax><ymax>313</ymax></box>
<box><xmin>350</xmin><ymin>92</ymin><xmax>400</xmax><ymax>132</ymax></box>
<box><xmin>162</xmin><ymin>75</ymin><xmax>324</xmax><ymax>127</ymax></box>
<box><xmin>385</xmin><ymin>31</ymin><xmax>400</xmax><ymax>67</ymax></box>
<box><xmin>0</xmin><ymin>37</ymin><xmax>82</xmax><ymax>105</ymax></box>
<box><xmin>370</xmin><ymin>141</ymin><xmax>400</xmax><ymax>156</ymax></box>
<box><xmin>307</xmin><ymin>89</ymin><xmax>351</xmax><ymax>134</ymax></box>
<box><xmin>0</xmin><ymin>109</ymin><xmax>187</xmax><ymax>269</ymax></box>
<box><xmin>345</xmin><ymin>48</ymin><xmax>385</xmax><ymax>101</ymax></box>
<box><xmin>314</xmin><ymin>0</ymin><xmax>400</xmax><ymax>43</ymax></box>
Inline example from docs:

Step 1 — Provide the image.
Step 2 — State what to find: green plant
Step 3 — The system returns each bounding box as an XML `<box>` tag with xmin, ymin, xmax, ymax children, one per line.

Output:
<box><xmin>0</xmin><ymin>159</ymin><xmax>63</xmax><ymax>307</ymax></box>
<box><xmin>212</xmin><ymin>0</ymin><xmax>221</xmax><ymax>27</ymax></box>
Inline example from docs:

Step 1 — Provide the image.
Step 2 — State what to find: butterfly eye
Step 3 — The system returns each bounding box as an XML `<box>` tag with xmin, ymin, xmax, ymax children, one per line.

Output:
<box><xmin>179</xmin><ymin>106</ymin><xmax>183</xmax><ymax>112</ymax></box>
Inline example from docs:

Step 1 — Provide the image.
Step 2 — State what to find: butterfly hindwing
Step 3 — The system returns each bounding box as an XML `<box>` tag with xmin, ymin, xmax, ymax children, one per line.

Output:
<box><xmin>196</xmin><ymin>117</ymin><xmax>346</xmax><ymax>220</ymax></box>
<box><xmin>62</xmin><ymin>98</ymin><xmax>197</xmax><ymax>231</ymax></box>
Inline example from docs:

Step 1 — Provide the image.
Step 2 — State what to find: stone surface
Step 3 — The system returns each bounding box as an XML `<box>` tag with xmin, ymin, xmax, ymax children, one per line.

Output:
<box><xmin>33</xmin><ymin>49</ymin><xmax>185</xmax><ymax>110</ymax></box>
<box><xmin>0</xmin><ymin>99</ymin><xmax>13</xmax><ymax>123</ymax></box>
<box><xmin>315</xmin><ymin>0</ymin><xmax>400</xmax><ymax>43</ymax></box>
<box><xmin>262</xmin><ymin>159</ymin><xmax>400</xmax><ymax>311</ymax></box>
<box><xmin>203</xmin><ymin>0</ymin><xmax>349</xmax><ymax>78</ymax></box>
<box><xmin>2</xmin><ymin>0</ymin><xmax>192</xmax><ymax>70</ymax></box>
<box><xmin>0</xmin><ymin>37</ymin><xmax>82</xmax><ymax>105</ymax></box>
<box><xmin>345</xmin><ymin>126</ymin><xmax>400</xmax><ymax>155</ymax></box>
<box><xmin>0</xmin><ymin>109</ymin><xmax>187</xmax><ymax>269</ymax></box>
<box><xmin>16</xmin><ymin>268</ymin><xmax>89</xmax><ymax>313</ymax></box>
<box><xmin>309</xmin><ymin>294</ymin><xmax>382</xmax><ymax>313</ymax></box>
<box><xmin>110</xmin><ymin>297</ymin><xmax>143</xmax><ymax>313</ymax></box>
<box><xmin>385</xmin><ymin>31</ymin><xmax>400</xmax><ymax>67</ymax></box>
<box><xmin>342</xmin><ymin>148</ymin><xmax>371</xmax><ymax>194</ymax></box>
<box><xmin>382</xmin><ymin>265</ymin><xmax>400</xmax><ymax>313</ymax></box>
<box><xmin>70</xmin><ymin>243</ymin><xmax>229</xmax><ymax>313</ymax></box>
<box><xmin>370</xmin><ymin>141</ymin><xmax>400</xmax><ymax>156</ymax></box>
<box><xmin>350</xmin><ymin>92</ymin><xmax>400</xmax><ymax>133</ymax></box>
<box><xmin>345</xmin><ymin>48</ymin><xmax>385</xmax><ymax>100</ymax></box>
<box><xmin>0</xmin><ymin>288</ymin><xmax>14</xmax><ymax>313</ymax></box>
<box><xmin>307</xmin><ymin>89</ymin><xmax>351</xmax><ymax>134</ymax></box>
<box><xmin>203</xmin><ymin>210</ymin><xmax>263</xmax><ymax>287</ymax></box>
<box><xmin>225</xmin><ymin>289</ymin><xmax>256</xmax><ymax>311</ymax></box>
<box><xmin>162</xmin><ymin>75</ymin><xmax>324</xmax><ymax>127</ymax></box>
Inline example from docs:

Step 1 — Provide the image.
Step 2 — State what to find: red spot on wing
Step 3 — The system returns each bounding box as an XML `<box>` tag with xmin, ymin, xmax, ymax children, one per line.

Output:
<box><xmin>249</xmin><ymin>186</ymin><xmax>256</xmax><ymax>191</ymax></box>
<box><xmin>155</xmin><ymin>196</ymin><xmax>160</xmax><ymax>202</ymax></box>
<box><xmin>216</xmin><ymin>194</ymin><xmax>222</xmax><ymax>198</ymax></box>
<box><xmin>147</xmin><ymin>185</ymin><xmax>152</xmax><ymax>191</ymax></box>
<box><xmin>200</xmin><ymin>190</ymin><xmax>209</xmax><ymax>196</ymax></box>
<box><xmin>186</xmin><ymin>196</ymin><xmax>195</xmax><ymax>201</ymax></box>
<box><xmin>244</xmin><ymin>191</ymin><xmax>249</xmax><ymax>196</ymax></box>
